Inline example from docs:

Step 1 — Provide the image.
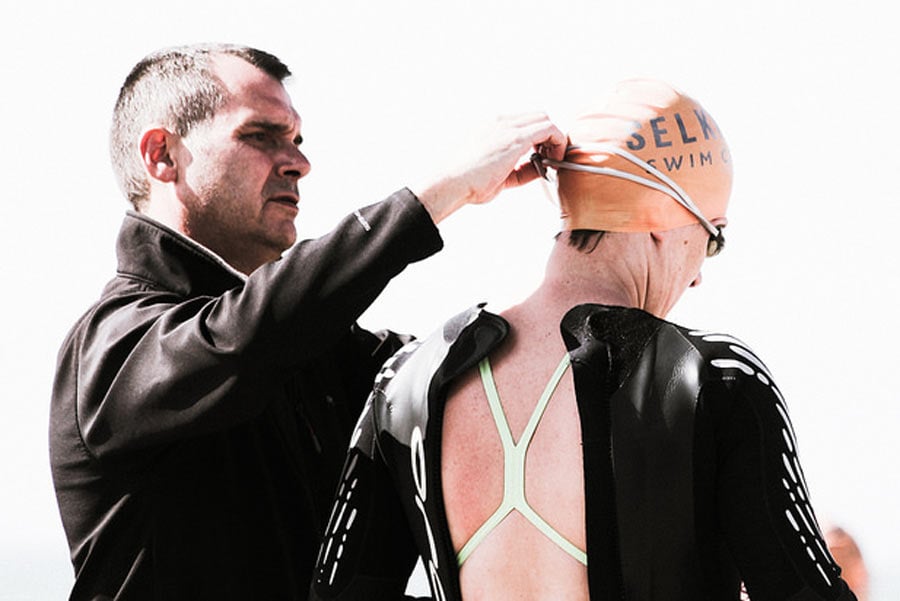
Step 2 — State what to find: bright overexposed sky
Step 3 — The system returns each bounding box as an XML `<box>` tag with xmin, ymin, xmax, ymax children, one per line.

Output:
<box><xmin>1</xmin><ymin>1</ymin><xmax>897</xmax><ymax>598</ymax></box>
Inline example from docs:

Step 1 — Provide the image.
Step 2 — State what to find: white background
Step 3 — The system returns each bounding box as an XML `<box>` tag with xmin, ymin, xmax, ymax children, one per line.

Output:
<box><xmin>1</xmin><ymin>1</ymin><xmax>896</xmax><ymax>598</ymax></box>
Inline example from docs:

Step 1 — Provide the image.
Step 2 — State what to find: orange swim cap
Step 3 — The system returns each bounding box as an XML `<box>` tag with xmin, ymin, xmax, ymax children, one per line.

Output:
<box><xmin>554</xmin><ymin>78</ymin><xmax>732</xmax><ymax>232</ymax></box>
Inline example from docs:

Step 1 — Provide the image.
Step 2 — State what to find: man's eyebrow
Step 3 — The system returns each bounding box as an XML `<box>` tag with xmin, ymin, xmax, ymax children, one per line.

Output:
<box><xmin>242</xmin><ymin>120</ymin><xmax>294</xmax><ymax>134</ymax></box>
<box><xmin>241</xmin><ymin>120</ymin><xmax>303</xmax><ymax>145</ymax></box>
<box><xmin>241</xmin><ymin>119</ymin><xmax>303</xmax><ymax>146</ymax></box>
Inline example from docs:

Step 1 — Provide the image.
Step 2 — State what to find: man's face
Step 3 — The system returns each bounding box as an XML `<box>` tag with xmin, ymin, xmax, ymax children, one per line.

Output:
<box><xmin>172</xmin><ymin>54</ymin><xmax>310</xmax><ymax>273</ymax></box>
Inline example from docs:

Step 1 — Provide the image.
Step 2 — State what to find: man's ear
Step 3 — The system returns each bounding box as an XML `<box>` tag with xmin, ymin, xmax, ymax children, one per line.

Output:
<box><xmin>140</xmin><ymin>128</ymin><xmax>178</xmax><ymax>183</ymax></box>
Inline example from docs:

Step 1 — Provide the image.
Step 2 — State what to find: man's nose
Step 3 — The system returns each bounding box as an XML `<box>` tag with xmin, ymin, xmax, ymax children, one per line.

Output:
<box><xmin>278</xmin><ymin>146</ymin><xmax>311</xmax><ymax>180</ymax></box>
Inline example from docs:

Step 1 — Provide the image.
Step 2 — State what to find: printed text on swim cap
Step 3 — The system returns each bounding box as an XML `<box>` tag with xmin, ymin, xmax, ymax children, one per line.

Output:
<box><xmin>626</xmin><ymin>109</ymin><xmax>730</xmax><ymax>173</ymax></box>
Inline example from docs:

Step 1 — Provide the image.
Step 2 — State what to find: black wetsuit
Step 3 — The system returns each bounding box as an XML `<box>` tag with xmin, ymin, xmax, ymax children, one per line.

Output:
<box><xmin>310</xmin><ymin>304</ymin><xmax>856</xmax><ymax>601</ymax></box>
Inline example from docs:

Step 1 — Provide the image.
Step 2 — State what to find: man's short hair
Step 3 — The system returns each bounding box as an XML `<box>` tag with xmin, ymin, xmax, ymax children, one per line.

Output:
<box><xmin>110</xmin><ymin>43</ymin><xmax>291</xmax><ymax>209</ymax></box>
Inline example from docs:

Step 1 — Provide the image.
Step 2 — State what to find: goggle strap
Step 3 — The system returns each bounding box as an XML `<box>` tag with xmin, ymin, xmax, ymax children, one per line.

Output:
<box><xmin>538</xmin><ymin>143</ymin><xmax>719</xmax><ymax>238</ymax></box>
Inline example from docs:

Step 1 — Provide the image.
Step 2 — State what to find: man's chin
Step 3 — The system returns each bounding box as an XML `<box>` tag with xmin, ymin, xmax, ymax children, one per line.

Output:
<box><xmin>264</xmin><ymin>219</ymin><xmax>297</xmax><ymax>249</ymax></box>
<box><xmin>270</xmin><ymin>230</ymin><xmax>297</xmax><ymax>258</ymax></box>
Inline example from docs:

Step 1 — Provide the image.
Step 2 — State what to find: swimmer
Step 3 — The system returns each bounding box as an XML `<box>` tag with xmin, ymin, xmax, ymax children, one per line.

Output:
<box><xmin>309</xmin><ymin>79</ymin><xmax>858</xmax><ymax>601</ymax></box>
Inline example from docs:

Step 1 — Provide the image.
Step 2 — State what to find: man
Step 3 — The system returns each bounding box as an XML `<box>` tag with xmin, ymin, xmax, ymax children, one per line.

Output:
<box><xmin>310</xmin><ymin>79</ymin><xmax>857</xmax><ymax>600</ymax></box>
<box><xmin>49</xmin><ymin>43</ymin><xmax>565</xmax><ymax>600</ymax></box>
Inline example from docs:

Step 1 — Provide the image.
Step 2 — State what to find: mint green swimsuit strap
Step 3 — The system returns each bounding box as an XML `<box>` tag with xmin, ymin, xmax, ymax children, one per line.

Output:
<box><xmin>455</xmin><ymin>354</ymin><xmax>587</xmax><ymax>567</ymax></box>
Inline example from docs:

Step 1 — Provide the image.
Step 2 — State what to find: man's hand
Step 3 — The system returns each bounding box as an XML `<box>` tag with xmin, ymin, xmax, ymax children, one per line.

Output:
<box><xmin>411</xmin><ymin>113</ymin><xmax>566</xmax><ymax>224</ymax></box>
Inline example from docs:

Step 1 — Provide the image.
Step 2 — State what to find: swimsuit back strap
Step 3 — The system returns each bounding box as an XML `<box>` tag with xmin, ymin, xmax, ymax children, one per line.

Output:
<box><xmin>521</xmin><ymin>353</ymin><xmax>572</xmax><ymax>448</ymax></box>
<box><xmin>456</xmin><ymin>354</ymin><xmax>586</xmax><ymax>567</ymax></box>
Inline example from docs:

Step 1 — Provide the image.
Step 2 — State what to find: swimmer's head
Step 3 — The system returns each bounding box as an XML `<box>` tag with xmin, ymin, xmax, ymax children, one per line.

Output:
<box><xmin>554</xmin><ymin>78</ymin><xmax>732</xmax><ymax>234</ymax></box>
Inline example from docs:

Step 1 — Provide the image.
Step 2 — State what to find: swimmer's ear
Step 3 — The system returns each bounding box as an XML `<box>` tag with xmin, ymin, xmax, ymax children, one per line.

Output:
<box><xmin>140</xmin><ymin>128</ymin><xmax>178</xmax><ymax>183</ymax></box>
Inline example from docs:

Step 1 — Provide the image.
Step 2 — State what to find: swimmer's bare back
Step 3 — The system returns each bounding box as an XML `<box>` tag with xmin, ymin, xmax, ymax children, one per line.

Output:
<box><xmin>442</xmin><ymin>303</ymin><xmax>589</xmax><ymax>601</ymax></box>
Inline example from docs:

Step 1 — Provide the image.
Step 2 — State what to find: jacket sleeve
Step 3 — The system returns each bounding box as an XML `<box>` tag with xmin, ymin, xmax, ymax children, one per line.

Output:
<box><xmin>702</xmin><ymin>371</ymin><xmax>858</xmax><ymax>601</ymax></box>
<box><xmin>309</xmin><ymin>397</ymin><xmax>428</xmax><ymax>601</ymax></box>
<box><xmin>67</xmin><ymin>189</ymin><xmax>442</xmax><ymax>460</ymax></box>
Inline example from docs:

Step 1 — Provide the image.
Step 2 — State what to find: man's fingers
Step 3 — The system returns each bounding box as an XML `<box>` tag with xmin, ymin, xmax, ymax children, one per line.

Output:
<box><xmin>536</xmin><ymin>129</ymin><xmax>567</xmax><ymax>162</ymax></box>
<box><xmin>414</xmin><ymin>112</ymin><xmax>565</xmax><ymax>219</ymax></box>
<box><xmin>504</xmin><ymin>117</ymin><xmax>565</xmax><ymax>188</ymax></box>
<box><xmin>505</xmin><ymin>161</ymin><xmax>540</xmax><ymax>189</ymax></box>
<box><xmin>505</xmin><ymin>115</ymin><xmax>566</xmax><ymax>162</ymax></box>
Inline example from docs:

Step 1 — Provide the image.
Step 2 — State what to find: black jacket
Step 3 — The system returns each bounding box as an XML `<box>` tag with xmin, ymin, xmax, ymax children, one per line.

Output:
<box><xmin>311</xmin><ymin>304</ymin><xmax>856</xmax><ymax>601</ymax></box>
<box><xmin>50</xmin><ymin>189</ymin><xmax>442</xmax><ymax>600</ymax></box>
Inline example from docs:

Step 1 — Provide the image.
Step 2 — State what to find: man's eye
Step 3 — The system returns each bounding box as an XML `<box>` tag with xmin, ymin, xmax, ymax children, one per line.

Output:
<box><xmin>241</xmin><ymin>132</ymin><xmax>270</xmax><ymax>144</ymax></box>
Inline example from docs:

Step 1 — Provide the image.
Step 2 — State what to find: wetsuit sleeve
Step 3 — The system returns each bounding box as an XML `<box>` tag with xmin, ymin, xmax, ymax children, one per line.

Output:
<box><xmin>67</xmin><ymin>189</ymin><xmax>442</xmax><ymax>461</ymax></box>
<box><xmin>701</xmin><ymin>377</ymin><xmax>857</xmax><ymax>601</ymax></box>
<box><xmin>310</xmin><ymin>398</ymin><xmax>428</xmax><ymax>601</ymax></box>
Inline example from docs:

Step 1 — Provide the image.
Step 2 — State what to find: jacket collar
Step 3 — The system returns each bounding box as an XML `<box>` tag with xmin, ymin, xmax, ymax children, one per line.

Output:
<box><xmin>115</xmin><ymin>211</ymin><xmax>247</xmax><ymax>297</ymax></box>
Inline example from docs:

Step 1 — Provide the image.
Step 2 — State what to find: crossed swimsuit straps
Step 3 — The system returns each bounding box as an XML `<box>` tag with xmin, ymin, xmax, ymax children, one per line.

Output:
<box><xmin>455</xmin><ymin>354</ymin><xmax>588</xmax><ymax>567</ymax></box>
